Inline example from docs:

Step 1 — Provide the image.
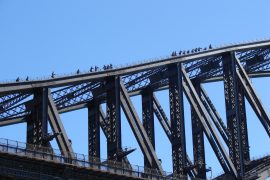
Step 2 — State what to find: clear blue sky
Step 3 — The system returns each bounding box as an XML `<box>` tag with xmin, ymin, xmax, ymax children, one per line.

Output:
<box><xmin>1</xmin><ymin>0</ymin><xmax>270</xmax><ymax>178</ymax></box>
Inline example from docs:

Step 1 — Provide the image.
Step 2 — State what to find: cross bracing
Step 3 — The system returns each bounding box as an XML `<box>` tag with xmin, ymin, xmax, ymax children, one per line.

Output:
<box><xmin>0</xmin><ymin>39</ymin><xmax>270</xmax><ymax>179</ymax></box>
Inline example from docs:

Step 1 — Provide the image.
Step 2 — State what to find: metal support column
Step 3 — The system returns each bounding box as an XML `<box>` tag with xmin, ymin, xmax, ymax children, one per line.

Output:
<box><xmin>191</xmin><ymin>81</ymin><xmax>206</xmax><ymax>179</ymax></box>
<box><xmin>153</xmin><ymin>94</ymin><xmax>197</xmax><ymax>177</ymax></box>
<box><xmin>120</xmin><ymin>81</ymin><xmax>163</xmax><ymax>173</ymax></box>
<box><xmin>222</xmin><ymin>53</ymin><xmax>246</xmax><ymax>178</ymax></box>
<box><xmin>235</xmin><ymin>55</ymin><xmax>270</xmax><ymax>138</ymax></box>
<box><xmin>88</xmin><ymin>101</ymin><xmax>101</xmax><ymax>159</ymax></box>
<box><xmin>106</xmin><ymin>76</ymin><xmax>122</xmax><ymax>161</ymax></box>
<box><xmin>142</xmin><ymin>88</ymin><xmax>155</xmax><ymax>168</ymax></box>
<box><xmin>27</xmin><ymin>88</ymin><xmax>48</xmax><ymax>146</ymax></box>
<box><xmin>181</xmin><ymin>65</ymin><xmax>237</xmax><ymax>177</ymax></box>
<box><xmin>168</xmin><ymin>63</ymin><xmax>187</xmax><ymax>176</ymax></box>
<box><xmin>238</xmin><ymin>84</ymin><xmax>250</xmax><ymax>162</ymax></box>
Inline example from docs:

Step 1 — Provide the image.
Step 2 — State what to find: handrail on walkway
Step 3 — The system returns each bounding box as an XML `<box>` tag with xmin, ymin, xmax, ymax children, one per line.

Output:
<box><xmin>0</xmin><ymin>138</ymin><xmax>185</xmax><ymax>180</ymax></box>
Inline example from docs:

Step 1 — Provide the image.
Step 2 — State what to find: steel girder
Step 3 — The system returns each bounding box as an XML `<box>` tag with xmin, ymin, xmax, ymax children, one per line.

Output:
<box><xmin>200</xmin><ymin>86</ymin><xmax>229</xmax><ymax>144</ymax></box>
<box><xmin>106</xmin><ymin>76</ymin><xmax>122</xmax><ymax>161</ymax></box>
<box><xmin>52</xmin><ymin>82</ymin><xmax>102</xmax><ymax>111</ymax></box>
<box><xmin>153</xmin><ymin>94</ymin><xmax>171</xmax><ymax>141</ymax></box>
<box><xmin>235</xmin><ymin>56</ymin><xmax>270</xmax><ymax>138</ymax></box>
<box><xmin>119</xmin><ymin>81</ymin><xmax>164</xmax><ymax>174</ymax></box>
<box><xmin>0</xmin><ymin>99</ymin><xmax>31</xmax><ymax>122</ymax></box>
<box><xmin>0</xmin><ymin>39</ymin><xmax>270</xmax><ymax>94</ymax></box>
<box><xmin>88</xmin><ymin>101</ymin><xmax>101</xmax><ymax>159</ymax></box>
<box><xmin>153</xmin><ymin>94</ymin><xmax>197</xmax><ymax>178</ymax></box>
<box><xmin>141</xmin><ymin>88</ymin><xmax>155</xmax><ymax>168</ymax></box>
<box><xmin>222</xmin><ymin>53</ymin><xmax>247</xmax><ymax>178</ymax></box>
<box><xmin>0</xmin><ymin>41</ymin><xmax>270</xmax><ymax>179</ymax></box>
<box><xmin>190</xmin><ymin>81</ymin><xmax>206</xmax><ymax>179</ymax></box>
<box><xmin>99</xmin><ymin>107</ymin><xmax>109</xmax><ymax>139</ymax></box>
<box><xmin>1</xmin><ymin>48</ymin><xmax>270</xmax><ymax>122</ymax></box>
<box><xmin>168</xmin><ymin>63</ymin><xmax>187</xmax><ymax>176</ymax></box>
<box><xmin>27</xmin><ymin>88</ymin><xmax>48</xmax><ymax>146</ymax></box>
<box><xmin>181</xmin><ymin>65</ymin><xmax>237</xmax><ymax>177</ymax></box>
<box><xmin>237</xmin><ymin>84</ymin><xmax>250</xmax><ymax>162</ymax></box>
<box><xmin>98</xmin><ymin>106</ymin><xmax>132</xmax><ymax>168</ymax></box>
<box><xmin>48</xmin><ymin>94</ymin><xmax>75</xmax><ymax>159</ymax></box>
<box><xmin>122</xmin><ymin>68</ymin><xmax>164</xmax><ymax>93</ymax></box>
<box><xmin>0</xmin><ymin>117</ymin><xmax>25</xmax><ymax>127</ymax></box>
<box><xmin>0</xmin><ymin>93</ymin><xmax>31</xmax><ymax>112</ymax></box>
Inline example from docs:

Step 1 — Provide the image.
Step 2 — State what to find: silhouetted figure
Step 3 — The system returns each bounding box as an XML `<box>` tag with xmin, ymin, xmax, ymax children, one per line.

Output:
<box><xmin>198</xmin><ymin>48</ymin><xmax>202</xmax><ymax>52</ymax></box>
<box><xmin>179</xmin><ymin>51</ymin><xmax>182</xmax><ymax>55</ymax></box>
<box><xmin>51</xmin><ymin>72</ymin><xmax>56</xmax><ymax>78</ymax></box>
<box><xmin>26</xmin><ymin>76</ymin><xmax>29</xmax><ymax>81</ymax></box>
<box><xmin>16</xmin><ymin>77</ymin><xmax>20</xmax><ymax>82</ymax></box>
<box><xmin>172</xmin><ymin>51</ymin><xmax>177</xmax><ymax>56</ymax></box>
<box><xmin>89</xmin><ymin>67</ymin><xmax>93</xmax><ymax>72</ymax></box>
<box><xmin>76</xmin><ymin>69</ymin><xmax>80</xmax><ymax>74</ymax></box>
<box><xmin>109</xmin><ymin>64</ymin><xmax>113</xmax><ymax>69</ymax></box>
<box><xmin>194</xmin><ymin>48</ymin><xmax>198</xmax><ymax>53</ymax></box>
<box><xmin>203</xmin><ymin>47</ymin><xmax>207</xmax><ymax>50</ymax></box>
<box><xmin>209</xmin><ymin>44</ymin><xmax>212</xmax><ymax>49</ymax></box>
<box><xmin>103</xmin><ymin>65</ymin><xmax>107</xmax><ymax>70</ymax></box>
<box><xmin>95</xmin><ymin>66</ymin><xmax>99</xmax><ymax>71</ymax></box>
<box><xmin>191</xmin><ymin>49</ymin><xmax>194</xmax><ymax>53</ymax></box>
<box><xmin>183</xmin><ymin>51</ymin><xmax>186</xmax><ymax>55</ymax></box>
<box><xmin>187</xmin><ymin>50</ymin><xmax>190</xmax><ymax>54</ymax></box>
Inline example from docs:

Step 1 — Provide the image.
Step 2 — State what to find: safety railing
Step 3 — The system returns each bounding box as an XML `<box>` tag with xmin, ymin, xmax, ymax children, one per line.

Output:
<box><xmin>0</xmin><ymin>138</ymin><xmax>185</xmax><ymax>180</ymax></box>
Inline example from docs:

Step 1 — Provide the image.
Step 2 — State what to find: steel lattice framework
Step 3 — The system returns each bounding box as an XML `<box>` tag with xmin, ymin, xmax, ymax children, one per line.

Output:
<box><xmin>1</xmin><ymin>39</ymin><xmax>270</xmax><ymax>179</ymax></box>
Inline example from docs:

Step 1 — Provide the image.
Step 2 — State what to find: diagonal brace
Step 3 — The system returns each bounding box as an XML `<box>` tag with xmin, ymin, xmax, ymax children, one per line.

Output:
<box><xmin>235</xmin><ymin>56</ymin><xmax>270</xmax><ymax>137</ymax></box>
<box><xmin>153</xmin><ymin>94</ymin><xmax>197</xmax><ymax>177</ymax></box>
<box><xmin>181</xmin><ymin>65</ymin><xmax>237</xmax><ymax>177</ymax></box>
<box><xmin>48</xmin><ymin>93</ymin><xmax>75</xmax><ymax>159</ymax></box>
<box><xmin>120</xmin><ymin>81</ymin><xmax>164</xmax><ymax>174</ymax></box>
<box><xmin>200</xmin><ymin>86</ymin><xmax>229</xmax><ymax>144</ymax></box>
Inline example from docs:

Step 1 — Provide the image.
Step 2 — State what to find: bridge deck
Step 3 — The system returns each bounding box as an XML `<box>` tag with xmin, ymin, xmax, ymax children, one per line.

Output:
<box><xmin>0</xmin><ymin>152</ymin><xmax>144</xmax><ymax>180</ymax></box>
<box><xmin>0</xmin><ymin>138</ymin><xmax>183</xmax><ymax>180</ymax></box>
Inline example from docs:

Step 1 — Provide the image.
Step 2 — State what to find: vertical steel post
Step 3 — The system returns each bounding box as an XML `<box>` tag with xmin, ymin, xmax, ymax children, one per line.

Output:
<box><xmin>238</xmin><ymin>85</ymin><xmax>250</xmax><ymax>162</ymax></box>
<box><xmin>142</xmin><ymin>88</ymin><xmax>155</xmax><ymax>168</ymax></box>
<box><xmin>106</xmin><ymin>76</ymin><xmax>122</xmax><ymax>161</ymax></box>
<box><xmin>222</xmin><ymin>53</ymin><xmax>246</xmax><ymax>178</ymax></box>
<box><xmin>88</xmin><ymin>101</ymin><xmax>101</xmax><ymax>160</ymax></box>
<box><xmin>27</xmin><ymin>88</ymin><xmax>48</xmax><ymax>146</ymax></box>
<box><xmin>168</xmin><ymin>63</ymin><xmax>187</xmax><ymax>176</ymax></box>
<box><xmin>191</xmin><ymin>80</ymin><xmax>206</xmax><ymax>179</ymax></box>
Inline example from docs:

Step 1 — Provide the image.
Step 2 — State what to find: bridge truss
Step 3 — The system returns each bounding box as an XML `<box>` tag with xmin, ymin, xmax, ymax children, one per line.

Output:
<box><xmin>1</xmin><ymin>39</ymin><xmax>270</xmax><ymax>179</ymax></box>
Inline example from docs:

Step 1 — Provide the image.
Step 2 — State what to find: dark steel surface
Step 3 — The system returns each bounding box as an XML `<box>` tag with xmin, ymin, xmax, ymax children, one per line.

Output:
<box><xmin>222</xmin><ymin>53</ymin><xmax>245</xmax><ymax>178</ymax></box>
<box><xmin>142</xmin><ymin>89</ymin><xmax>155</xmax><ymax>168</ymax></box>
<box><xmin>168</xmin><ymin>63</ymin><xmax>187</xmax><ymax>176</ymax></box>
<box><xmin>88</xmin><ymin>101</ymin><xmax>101</xmax><ymax>159</ymax></box>
<box><xmin>106</xmin><ymin>76</ymin><xmax>122</xmax><ymax>161</ymax></box>
<box><xmin>0</xmin><ymin>40</ymin><xmax>270</xmax><ymax>179</ymax></box>
<box><xmin>191</xmin><ymin>81</ymin><xmax>206</xmax><ymax>179</ymax></box>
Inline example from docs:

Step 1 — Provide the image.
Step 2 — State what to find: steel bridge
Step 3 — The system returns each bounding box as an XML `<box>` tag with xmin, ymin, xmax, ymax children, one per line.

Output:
<box><xmin>1</xmin><ymin>39</ymin><xmax>270</xmax><ymax>179</ymax></box>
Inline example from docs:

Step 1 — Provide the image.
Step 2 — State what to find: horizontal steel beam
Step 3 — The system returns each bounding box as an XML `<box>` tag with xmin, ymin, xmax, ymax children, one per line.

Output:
<box><xmin>1</xmin><ymin>40</ymin><xmax>270</xmax><ymax>94</ymax></box>
<box><xmin>204</xmin><ymin>71</ymin><xmax>270</xmax><ymax>83</ymax></box>
<box><xmin>0</xmin><ymin>117</ymin><xmax>25</xmax><ymax>127</ymax></box>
